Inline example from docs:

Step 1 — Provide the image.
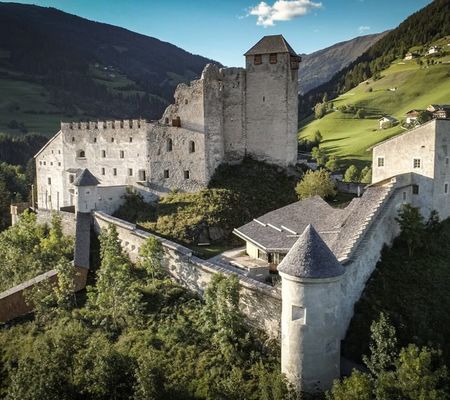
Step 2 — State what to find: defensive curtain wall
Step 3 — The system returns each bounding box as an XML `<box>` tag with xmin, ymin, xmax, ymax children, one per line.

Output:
<box><xmin>92</xmin><ymin>211</ymin><xmax>282</xmax><ymax>337</ymax></box>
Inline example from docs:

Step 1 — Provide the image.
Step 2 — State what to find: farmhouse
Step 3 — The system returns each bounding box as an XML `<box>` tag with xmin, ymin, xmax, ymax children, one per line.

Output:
<box><xmin>404</xmin><ymin>51</ymin><xmax>418</xmax><ymax>60</ymax></box>
<box><xmin>379</xmin><ymin>115</ymin><xmax>398</xmax><ymax>129</ymax></box>
<box><xmin>405</xmin><ymin>109</ymin><xmax>422</xmax><ymax>124</ymax></box>
<box><xmin>427</xmin><ymin>104</ymin><xmax>450</xmax><ymax>119</ymax></box>
<box><xmin>427</xmin><ymin>45</ymin><xmax>441</xmax><ymax>55</ymax></box>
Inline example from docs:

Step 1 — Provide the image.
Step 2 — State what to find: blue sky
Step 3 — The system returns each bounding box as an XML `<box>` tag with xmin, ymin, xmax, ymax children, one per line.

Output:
<box><xmin>3</xmin><ymin>0</ymin><xmax>432</xmax><ymax>66</ymax></box>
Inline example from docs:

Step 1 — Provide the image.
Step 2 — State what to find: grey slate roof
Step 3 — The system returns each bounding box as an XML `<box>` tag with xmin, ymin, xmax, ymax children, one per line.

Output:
<box><xmin>234</xmin><ymin>196</ymin><xmax>350</xmax><ymax>252</ymax></box>
<box><xmin>234</xmin><ymin>185</ymin><xmax>392</xmax><ymax>261</ymax></box>
<box><xmin>244</xmin><ymin>35</ymin><xmax>298</xmax><ymax>56</ymax></box>
<box><xmin>73</xmin><ymin>168</ymin><xmax>99</xmax><ymax>187</ymax></box>
<box><xmin>278</xmin><ymin>224</ymin><xmax>344</xmax><ymax>279</ymax></box>
<box><xmin>74</xmin><ymin>212</ymin><xmax>91</xmax><ymax>269</ymax></box>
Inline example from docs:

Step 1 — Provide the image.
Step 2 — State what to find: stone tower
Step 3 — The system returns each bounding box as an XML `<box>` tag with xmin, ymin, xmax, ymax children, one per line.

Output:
<box><xmin>73</xmin><ymin>168</ymin><xmax>99</xmax><ymax>213</ymax></box>
<box><xmin>244</xmin><ymin>35</ymin><xmax>300</xmax><ymax>167</ymax></box>
<box><xmin>278</xmin><ymin>224</ymin><xmax>345</xmax><ymax>393</ymax></box>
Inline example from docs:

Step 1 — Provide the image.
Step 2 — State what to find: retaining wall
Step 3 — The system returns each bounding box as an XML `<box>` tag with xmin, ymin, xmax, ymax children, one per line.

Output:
<box><xmin>93</xmin><ymin>211</ymin><xmax>282</xmax><ymax>338</ymax></box>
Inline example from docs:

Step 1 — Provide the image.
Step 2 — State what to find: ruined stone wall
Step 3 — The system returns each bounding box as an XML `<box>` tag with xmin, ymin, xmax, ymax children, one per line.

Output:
<box><xmin>432</xmin><ymin>120</ymin><xmax>450</xmax><ymax>219</ymax></box>
<box><xmin>203</xmin><ymin>64</ymin><xmax>225</xmax><ymax>180</ymax></box>
<box><xmin>93</xmin><ymin>211</ymin><xmax>281</xmax><ymax>337</ymax></box>
<box><xmin>221</xmin><ymin>67</ymin><xmax>247</xmax><ymax>163</ymax></box>
<box><xmin>148</xmin><ymin>124</ymin><xmax>208</xmax><ymax>192</ymax></box>
<box><xmin>160</xmin><ymin>79</ymin><xmax>205</xmax><ymax>133</ymax></box>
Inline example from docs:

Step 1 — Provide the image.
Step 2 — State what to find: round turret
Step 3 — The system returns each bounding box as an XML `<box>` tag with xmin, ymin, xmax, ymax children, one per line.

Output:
<box><xmin>278</xmin><ymin>224</ymin><xmax>344</xmax><ymax>393</ymax></box>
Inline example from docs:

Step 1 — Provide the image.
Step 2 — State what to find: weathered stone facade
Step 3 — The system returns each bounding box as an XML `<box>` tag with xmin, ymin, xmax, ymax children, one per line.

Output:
<box><xmin>35</xmin><ymin>35</ymin><xmax>301</xmax><ymax>212</ymax></box>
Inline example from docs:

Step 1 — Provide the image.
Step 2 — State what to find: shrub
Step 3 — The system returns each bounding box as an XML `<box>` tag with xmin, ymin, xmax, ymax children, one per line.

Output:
<box><xmin>295</xmin><ymin>169</ymin><xmax>336</xmax><ymax>200</ymax></box>
<box><xmin>343</xmin><ymin>165</ymin><xmax>360</xmax><ymax>183</ymax></box>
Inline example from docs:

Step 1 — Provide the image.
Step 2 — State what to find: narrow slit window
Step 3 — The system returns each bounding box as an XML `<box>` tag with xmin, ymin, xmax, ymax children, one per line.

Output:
<box><xmin>166</xmin><ymin>138</ymin><xmax>173</xmax><ymax>152</ymax></box>
<box><xmin>120</xmin><ymin>150</ymin><xmax>125</xmax><ymax>159</ymax></box>
<box><xmin>101</xmin><ymin>168</ymin><xmax>105</xmax><ymax>175</ymax></box>
<box><xmin>164</xmin><ymin>169</ymin><xmax>169</xmax><ymax>179</ymax></box>
<box><xmin>101</xmin><ymin>150</ymin><xmax>106</xmax><ymax>158</ymax></box>
<box><xmin>445</xmin><ymin>183</ymin><xmax>449</xmax><ymax>194</ymax></box>
<box><xmin>128</xmin><ymin>168</ymin><xmax>133</xmax><ymax>176</ymax></box>
<box><xmin>189</xmin><ymin>141</ymin><xmax>195</xmax><ymax>153</ymax></box>
<box><xmin>184</xmin><ymin>170</ymin><xmax>190</xmax><ymax>180</ymax></box>
<box><xmin>113</xmin><ymin>168</ymin><xmax>117</xmax><ymax>176</ymax></box>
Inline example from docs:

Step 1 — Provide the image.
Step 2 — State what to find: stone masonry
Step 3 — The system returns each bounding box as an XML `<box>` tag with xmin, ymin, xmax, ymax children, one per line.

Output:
<box><xmin>35</xmin><ymin>35</ymin><xmax>301</xmax><ymax>212</ymax></box>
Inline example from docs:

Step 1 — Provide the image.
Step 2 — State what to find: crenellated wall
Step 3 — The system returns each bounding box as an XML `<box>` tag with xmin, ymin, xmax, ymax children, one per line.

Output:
<box><xmin>92</xmin><ymin>211</ymin><xmax>282</xmax><ymax>337</ymax></box>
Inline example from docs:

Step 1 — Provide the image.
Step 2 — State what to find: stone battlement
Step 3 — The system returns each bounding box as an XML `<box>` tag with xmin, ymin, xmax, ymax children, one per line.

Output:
<box><xmin>61</xmin><ymin>119</ymin><xmax>147</xmax><ymax>132</ymax></box>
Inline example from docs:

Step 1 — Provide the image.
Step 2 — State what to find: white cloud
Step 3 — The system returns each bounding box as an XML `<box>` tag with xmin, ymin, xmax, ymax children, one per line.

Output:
<box><xmin>358</xmin><ymin>25</ymin><xmax>371</xmax><ymax>33</ymax></box>
<box><xmin>248</xmin><ymin>0</ymin><xmax>322</xmax><ymax>27</ymax></box>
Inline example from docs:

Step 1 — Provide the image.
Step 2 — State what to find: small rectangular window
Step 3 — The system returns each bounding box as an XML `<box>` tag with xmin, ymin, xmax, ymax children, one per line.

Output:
<box><xmin>111</xmin><ymin>137</ymin><xmax>114</xmax><ymax>143</ymax></box>
<box><xmin>377</xmin><ymin>157</ymin><xmax>385</xmax><ymax>167</ymax></box>
<box><xmin>69</xmin><ymin>175</ymin><xmax>74</xmax><ymax>184</ymax></box>
<box><xmin>189</xmin><ymin>141</ymin><xmax>195</xmax><ymax>153</ymax></box>
<box><xmin>269</xmin><ymin>53</ymin><xmax>277</xmax><ymax>64</ymax></box>
<box><xmin>129</xmin><ymin>137</ymin><xmax>133</xmax><ymax>143</ymax></box>
<box><xmin>446</xmin><ymin>158</ymin><xmax>449</xmax><ymax>166</ymax></box>
<box><xmin>101</xmin><ymin>168</ymin><xmax>105</xmax><ymax>175</ymax></box>
<box><xmin>412</xmin><ymin>185</ymin><xmax>419</xmax><ymax>195</ymax></box>
<box><xmin>113</xmin><ymin>168</ymin><xmax>117</xmax><ymax>176</ymax></box>
<box><xmin>93</xmin><ymin>137</ymin><xmax>97</xmax><ymax>143</ymax></box>
<box><xmin>413</xmin><ymin>158</ymin><xmax>421</xmax><ymax>168</ymax></box>
<box><xmin>445</xmin><ymin>183</ymin><xmax>449</xmax><ymax>194</ymax></box>
<box><xmin>164</xmin><ymin>169</ymin><xmax>169</xmax><ymax>179</ymax></box>
<box><xmin>48</xmin><ymin>177</ymin><xmax>51</xmax><ymax>185</ymax></box>
<box><xmin>120</xmin><ymin>150</ymin><xmax>124</xmax><ymax>158</ymax></box>
<box><xmin>58</xmin><ymin>162</ymin><xmax>61</xmax><ymax>166</ymax></box>
<box><xmin>184</xmin><ymin>170</ymin><xmax>190</xmax><ymax>179</ymax></box>
<box><xmin>128</xmin><ymin>168</ymin><xmax>133</xmax><ymax>176</ymax></box>
<box><xmin>403</xmin><ymin>191</ymin><xmax>406</xmax><ymax>201</ymax></box>
<box><xmin>254</xmin><ymin>54</ymin><xmax>262</xmax><ymax>65</ymax></box>
<box><xmin>102</xmin><ymin>150</ymin><xmax>106</xmax><ymax>158</ymax></box>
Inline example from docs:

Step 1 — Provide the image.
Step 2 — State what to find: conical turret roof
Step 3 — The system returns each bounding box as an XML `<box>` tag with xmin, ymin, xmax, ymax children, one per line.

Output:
<box><xmin>73</xmin><ymin>168</ymin><xmax>99</xmax><ymax>187</ymax></box>
<box><xmin>277</xmin><ymin>224</ymin><xmax>344</xmax><ymax>279</ymax></box>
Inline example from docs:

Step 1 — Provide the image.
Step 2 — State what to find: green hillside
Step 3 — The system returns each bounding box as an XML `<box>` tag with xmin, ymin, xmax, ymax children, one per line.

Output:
<box><xmin>299</xmin><ymin>38</ymin><xmax>450</xmax><ymax>169</ymax></box>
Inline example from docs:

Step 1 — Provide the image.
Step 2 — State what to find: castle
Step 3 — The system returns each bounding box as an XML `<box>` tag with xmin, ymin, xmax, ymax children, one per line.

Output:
<box><xmin>4</xmin><ymin>33</ymin><xmax>449</xmax><ymax>394</ymax></box>
<box><xmin>35</xmin><ymin>35</ymin><xmax>301</xmax><ymax>212</ymax></box>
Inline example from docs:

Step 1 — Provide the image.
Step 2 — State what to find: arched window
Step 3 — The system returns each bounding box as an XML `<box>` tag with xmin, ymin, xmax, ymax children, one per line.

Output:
<box><xmin>189</xmin><ymin>141</ymin><xmax>195</xmax><ymax>153</ymax></box>
<box><xmin>166</xmin><ymin>138</ymin><xmax>173</xmax><ymax>152</ymax></box>
<box><xmin>77</xmin><ymin>150</ymin><xmax>86</xmax><ymax>158</ymax></box>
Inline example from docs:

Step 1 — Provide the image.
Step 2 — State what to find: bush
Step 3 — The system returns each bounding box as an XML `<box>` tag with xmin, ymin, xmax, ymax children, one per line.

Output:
<box><xmin>314</xmin><ymin>102</ymin><xmax>327</xmax><ymax>119</ymax></box>
<box><xmin>343</xmin><ymin>165</ymin><xmax>360</xmax><ymax>183</ymax></box>
<box><xmin>295</xmin><ymin>169</ymin><xmax>336</xmax><ymax>200</ymax></box>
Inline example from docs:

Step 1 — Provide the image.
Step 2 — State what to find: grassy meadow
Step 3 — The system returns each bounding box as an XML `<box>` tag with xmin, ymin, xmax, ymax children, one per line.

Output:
<box><xmin>299</xmin><ymin>43</ymin><xmax>450</xmax><ymax>169</ymax></box>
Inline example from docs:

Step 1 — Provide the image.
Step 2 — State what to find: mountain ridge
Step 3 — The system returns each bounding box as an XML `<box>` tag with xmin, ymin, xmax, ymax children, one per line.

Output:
<box><xmin>299</xmin><ymin>31</ymin><xmax>388</xmax><ymax>94</ymax></box>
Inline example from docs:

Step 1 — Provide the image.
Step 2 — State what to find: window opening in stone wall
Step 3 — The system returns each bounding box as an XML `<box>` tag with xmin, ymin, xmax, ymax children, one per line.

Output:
<box><xmin>120</xmin><ymin>150</ymin><xmax>124</xmax><ymax>158</ymax></box>
<box><xmin>166</xmin><ymin>138</ymin><xmax>173</xmax><ymax>152</ymax></box>
<box><xmin>377</xmin><ymin>157</ymin><xmax>384</xmax><ymax>167</ymax></box>
<box><xmin>48</xmin><ymin>177</ymin><xmax>51</xmax><ymax>185</ymax></box>
<box><xmin>94</xmin><ymin>137</ymin><xmax>97</xmax><ymax>143</ymax></box>
<box><xmin>445</xmin><ymin>183</ymin><xmax>449</xmax><ymax>194</ymax></box>
<box><xmin>138</xmin><ymin>170</ymin><xmax>146</xmax><ymax>181</ymax></box>
<box><xmin>184</xmin><ymin>170</ymin><xmax>190</xmax><ymax>179</ymax></box>
<box><xmin>58</xmin><ymin>162</ymin><xmax>61</xmax><ymax>166</ymax></box>
<box><xmin>254</xmin><ymin>54</ymin><xmax>262</xmax><ymax>65</ymax></box>
<box><xmin>412</xmin><ymin>185</ymin><xmax>419</xmax><ymax>195</ymax></box>
<box><xmin>413</xmin><ymin>158</ymin><xmax>421</xmax><ymax>168</ymax></box>
<box><xmin>72</xmin><ymin>137</ymin><xmax>75</xmax><ymax>142</ymax></box>
<box><xmin>269</xmin><ymin>53</ymin><xmax>277</xmax><ymax>64</ymax></box>
<box><xmin>164</xmin><ymin>169</ymin><xmax>169</xmax><ymax>179</ymax></box>
<box><xmin>185</xmin><ymin>99</ymin><xmax>188</xmax><ymax>105</ymax></box>
<box><xmin>402</xmin><ymin>192</ymin><xmax>406</xmax><ymax>201</ymax></box>
<box><xmin>165</xmin><ymin>117</ymin><xmax>169</xmax><ymax>124</ymax></box>
<box><xmin>113</xmin><ymin>168</ymin><xmax>117</xmax><ymax>176</ymax></box>
<box><xmin>128</xmin><ymin>168</ymin><xmax>133</xmax><ymax>176</ymax></box>
<box><xmin>189</xmin><ymin>141</ymin><xmax>195</xmax><ymax>153</ymax></box>
<box><xmin>69</xmin><ymin>175</ymin><xmax>74</xmax><ymax>184</ymax></box>
<box><xmin>129</xmin><ymin>137</ymin><xmax>133</xmax><ymax>143</ymax></box>
<box><xmin>77</xmin><ymin>150</ymin><xmax>85</xmax><ymax>158</ymax></box>
<box><xmin>102</xmin><ymin>150</ymin><xmax>106</xmax><ymax>158</ymax></box>
<box><xmin>111</xmin><ymin>137</ymin><xmax>114</xmax><ymax>143</ymax></box>
<box><xmin>101</xmin><ymin>168</ymin><xmax>105</xmax><ymax>175</ymax></box>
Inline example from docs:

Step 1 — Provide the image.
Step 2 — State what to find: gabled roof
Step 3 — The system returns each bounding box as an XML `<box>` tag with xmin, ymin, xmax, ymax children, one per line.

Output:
<box><xmin>244</xmin><ymin>35</ymin><xmax>298</xmax><ymax>56</ymax></box>
<box><xmin>33</xmin><ymin>130</ymin><xmax>61</xmax><ymax>159</ymax></box>
<box><xmin>277</xmin><ymin>224</ymin><xmax>344</xmax><ymax>279</ymax></box>
<box><xmin>73</xmin><ymin>169</ymin><xmax>99</xmax><ymax>187</ymax></box>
